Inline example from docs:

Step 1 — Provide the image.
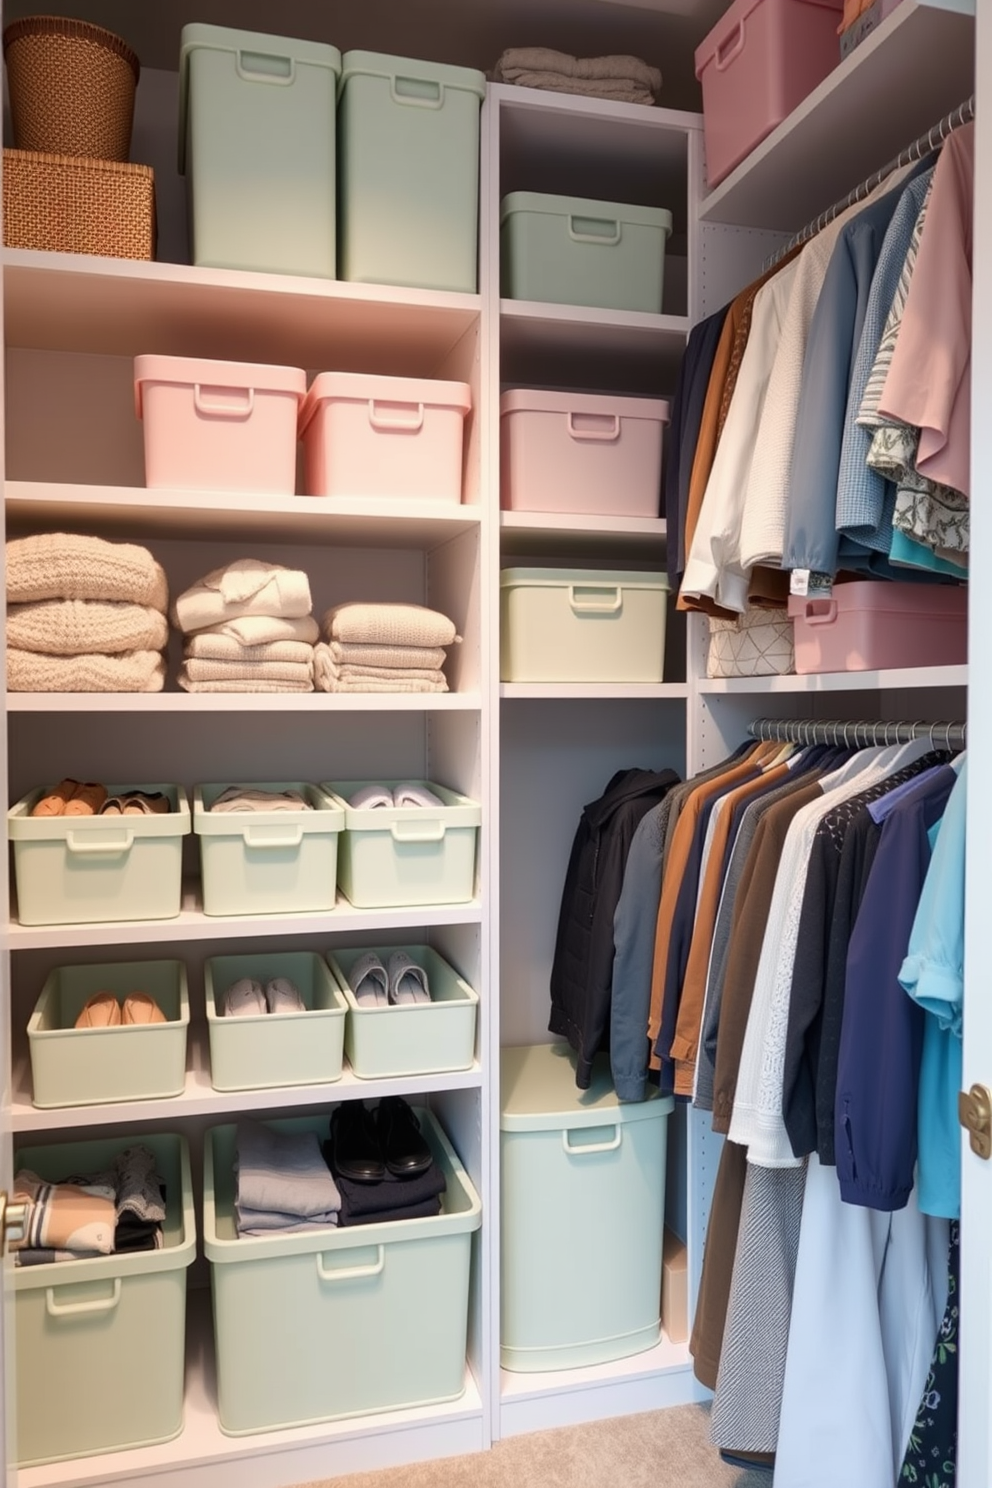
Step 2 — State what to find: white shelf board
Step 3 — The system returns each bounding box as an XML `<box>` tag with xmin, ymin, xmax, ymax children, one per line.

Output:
<box><xmin>491</xmin><ymin>82</ymin><xmax>702</xmax><ymax>137</ymax></box>
<box><xmin>699</xmin><ymin>665</ymin><xmax>968</xmax><ymax>694</ymax></box>
<box><xmin>5</xmin><ymin>481</ymin><xmax>481</xmax><ymax>549</ymax></box>
<box><xmin>500</xmin><ymin>300</ymin><xmax>690</xmax><ymax>389</ymax></box>
<box><xmin>500</xmin><ymin>682</ymin><xmax>688</xmax><ymax>700</ymax></box>
<box><xmin>7</xmin><ymin>692</ymin><xmax>482</xmax><ymax>713</ymax></box>
<box><xmin>698</xmin><ymin>0</ymin><xmax>976</xmax><ymax>231</ymax></box>
<box><xmin>2</xmin><ymin>250</ymin><xmax>480</xmax><ymax>371</ymax></box>
<box><xmin>7</xmin><ymin>890</ymin><xmax>484</xmax><ymax>952</ymax></box>
<box><xmin>500</xmin><ymin>510</ymin><xmax>667</xmax><ymax>559</ymax></box>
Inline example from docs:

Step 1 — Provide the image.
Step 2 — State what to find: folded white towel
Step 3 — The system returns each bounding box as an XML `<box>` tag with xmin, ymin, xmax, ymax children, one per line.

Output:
<box><xmin>348</xmin><ymin>784</ymin><xmax>395</xmax><ymax>809</ymax></box>
<box><xmin>177</xmin><ymin>672</ymin><xmax>313</xmax><ymax>694</ymax></box>
<box><xmin>209</xmin><ymin>614</ymin><xmax>320</xmax><ymax>647</ymax></box>
<box><xmin>328</xmin><ymin>640</ymin><xmax>447</xmax><ymax>670</ymax></box>
<box><xmin>174</xmin><ymin>560</ymin><xmax>312</xmax><ymax>634</ymax></box>
<box><xmin>324</xmin><ymin>603</ymin><xmax>458</xmax><ymax>648</ymax></box>
<box><xmin>493</xmin><ymin>47</ymin><xmax>661</xmax><ymax>91</ymax></box>
<box><xmin>499</xmin><ymin>72</ymin><xmax>656</xmax><ymax>104</ymax></box>
<box><xmin>7</xmin><ymin>534</ymin><xmax>169</xmax><ymax>612</ymax></box>
<box><xmin>183</xmin><ymin>657</ymin><xmax>313</xmax><ymax>684</ymax></box>
<box><xmin>184</xmin><ymin>634</ymin><xmax>314</xmax><ymax>665</ymax></box>
<box><xmin>393</xmin><ymin>783</ymin><xmax>445</xmax><ymax>808</ymax></box>
<box><xmin>7</xmin><ymin>600</ymin><xmax>169</xmax><ymax>656</ymax></box>
<box><xmin>7</xmin><ymin>648</ymin><xmax>166</xmax><ymax>693</ymax></box>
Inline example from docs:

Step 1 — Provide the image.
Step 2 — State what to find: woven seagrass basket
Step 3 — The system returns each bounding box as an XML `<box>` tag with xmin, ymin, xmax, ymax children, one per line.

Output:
<box><xmin>3</xmin><ymin>149</ymin><xmax>155</xmax><ymax>259</ymax></box>
<box><xmin>3</xmin><ymin>15</ymin><xmax>140</xmax><ymax>162</ymax></box>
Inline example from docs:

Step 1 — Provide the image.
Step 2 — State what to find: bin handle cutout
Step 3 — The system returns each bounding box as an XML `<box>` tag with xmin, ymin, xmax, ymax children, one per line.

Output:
<box><xmin>390</xmin><ymin>75</ymin><xmax>443</xmax><ymax>108</ymax></box>
<box><xmin>243</xmin><ymin>825</ymin><xmax>305</xmax><ymax>849</ymax></box>
<box><xmin>801</xmin><ymin>599</ymin><xmax>839</xmax><ymax>627</ymax></box>
<box><xmin>368</xmin><ymin>399</ymin><xmax>425</xmax><ymax>433</ymax></box>
<box><xmin>562</xmin><ymin>1126</ymin><xmax>622</xmax><ymax>1156</ymax></box>
<box><xmin>194</xmin><ymin>384</ymin><xmax>255</xmax><ymax>420</ymax></box>
<box><xmin>568</xmin><ymin>584</ymin><xmax>623</xmax><ymax>615</ymax></box>
<box><xmin>390</xmin><ymin>819</ymin><xmax>446</xmax><ymax>843</ymax></box>
<box><xmin>567</xmin><ymin>412</ymin><xmax>621</xmax><ymax>443</ymax></box>
<box><xmin>316</xmin><ymin>1246</ymin><xmax>385</xmax><ymax>1283</ymax></box>
<box><xmin>46</xmin><ymin>1278</ymin><xmax>122</xmax><ymax>1318</ymax></box>
<box><xmin>714</xmin><ymin>21</ymin><xmax>746</xmax><ymax>72</ymax></box>
<box><xmin>568</xmin><ymin>215</ymin><xmax>622</xmax><ymax>246</ymax></box>
<box><xmin>65</xmin><ymin>830</ymin><xmax>134</xmax><ymax>856</ymax></box>
<box><xmin>237</xmin><ymin>50</ymin><xmax>295</xmax><ymax>84</ymax></box>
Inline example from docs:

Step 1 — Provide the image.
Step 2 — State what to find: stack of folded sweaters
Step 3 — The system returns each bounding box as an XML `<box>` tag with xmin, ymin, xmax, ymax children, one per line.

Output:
<box><xmin>12</xmin><ymin>1144</ymin><xmax>167</xmax><ymax>1265</ymax></box>
<box><xmin>491</xmin><ymin>47</ymin><xmax>661</xmax><ymax>106</ymax></box>
<box><xmin>6</xmin><ymin>533</ymin><xmax>169</xmax><ymax>692</ymax></box>
<box><xmin>173</xmin><ymin>559</ymin><xmax>317</xmax><ymax>693</ymax></box>
<box><xmin>234</xmin><ymin>1120</ymin><xmax>341</xmax><ymax>1237</ymax></box>
<box><xmin>314</xmin><ymin>602</ymin><xmax>458</xmax><ymax>693</ymax></box>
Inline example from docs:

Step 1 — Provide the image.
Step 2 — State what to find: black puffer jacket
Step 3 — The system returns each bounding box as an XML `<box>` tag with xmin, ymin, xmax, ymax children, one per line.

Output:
<box><xmin>549</xmin><ymin>766</ymin><xmax>680</xmax><ymax>1088</ymax></box>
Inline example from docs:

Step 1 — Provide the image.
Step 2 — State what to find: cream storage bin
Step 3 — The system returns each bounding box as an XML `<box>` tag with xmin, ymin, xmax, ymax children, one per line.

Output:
<box><xmin>12</xmin><ymin>1132</ymin><xmax>195</xmax><ymax>1466</ymax></box>
<box><xmin>328</xmin><ymin>945</ymin><xmax>478</xmax><ymax>1079</ymax></box>
<box><xmin>500</xmin><ymin>389</ymin><xmax>669</xmax><ymax>517</ymax></box>
<box><xmin>8</xmin><ymin>783</ymin><xmax>189</xmax><ymax>927</ymax></box>
<box><xmin>194</xmin><ymin>783</ymin><xmax>344</xmax><ymax>917</ymax></box>
<box><xmin>501</xmin><ymin>568</ymin><xmax>669</xmax><ymax>683</ymax></box>
<box><xmin>337</xmin><ymin>51</ymin><xmax>486</xmax><ymax>292</ymax></box>
<box><xmin>325</xmin><ymin>781</ymin><xmax>480</xmax><ymax>909</ymax></box>
<box><xmin>179</xmin><ymin>24</ymin><xmax>341</xmax><ymax>277</ymax></box>
<box><xmin>203</xmin><ymin>1108</ymin><xmax>481</xmax><ymax>1433</ymax></box>
<box><xmin>28</xmin><ymin>959</ymin><xmax>189</xmax><ymax>1108</ymax></box>
<box><xmin>205</xmin><ymin>950</ymin><xmax>346</xmax><ymax>1091</ymax></box>
<box><xmin>500</xmin><ymin>1044</ymin><xmax>673</xmax><ymax>1371</ymax></box>
<box><xmin>500</xmin><ymin>192</ymin><xmax>673</xmax><ymax>312</ymax></box>
<box><xmin>134</xmin><ymin>354</ymin><xmax>307</xmax><ymax>494</ymax></box>
<box><xmin>299</xmin><ymin>371</ymin><xmax>472</xmax><ymax>502</ymax></box>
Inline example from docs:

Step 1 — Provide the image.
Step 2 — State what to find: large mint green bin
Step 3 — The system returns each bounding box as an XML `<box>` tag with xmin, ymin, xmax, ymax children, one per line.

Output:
<box><xmin>338</xmin><ymin>51</ymin><xmax>486</xmax><ymax>292</ymax></box>
<box><xmin>180</xmin><ymin>24</ymin><xmax>341</xmax><ymax>278</ymax></box>
<box><xmin>500</xmin><ymin>1044</ymin><xmax>673</xmax><ymax>1372</ymax></box>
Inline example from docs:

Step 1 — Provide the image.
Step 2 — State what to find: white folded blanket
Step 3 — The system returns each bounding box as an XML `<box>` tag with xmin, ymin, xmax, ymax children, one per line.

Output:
<box><xmin>182</xmin><ymin>657</ymin><xmax>313</xmax><ymax>684</ymax></box>
<box><xmin>324</xmin><ymin>603</ymin><xmax>458</xmax><ymax>648</ymax></box>
<box><xmin>177</xmin><ymin>673</ymin><xmax>313</xmax><ymax>694</ymax></box>
<box><xmin>493</xmin><ymin>47</ymin><xmax>661</xmax><ymax>91</ymax></box>
<box><xmin>314</xmin><ymin>646</ymin><xmax>447</xmax><ymax>693</ymax></box>
<box><xmin>7</xmin><ymin>534</ymin><xmax>169</xmax><ymax>612</ymax></box>
<box><xmin>327</xmin><ymin>640</ymin><xmax>447</xmax><ymax>670</ymax></box>
<box><xmin>7</xmin><ymin>600</ymin><xmax>169</xmax><ymax>656</ymax></box>
<box><xmin>7</xmin><ymin>648</ymin><xmax>166</xmax><ymax>693</ymax></box>
<box><xmin>185</xmin><ymin>634</ymin><xmax>314</xmax><ymax>665</ymax></box>
<box><xmin>174</xmin><ymin>560</ymin><xmax>312</xmax><ymax>634</ymax></box>
<box><xmin>208</xmin><ymin>614</ymin><xmax>320</xmax><ymax>647</ymax></box>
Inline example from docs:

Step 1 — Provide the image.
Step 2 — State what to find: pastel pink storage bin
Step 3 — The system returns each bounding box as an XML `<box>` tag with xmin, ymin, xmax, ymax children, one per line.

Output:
<box><xmin>695</xmin><ymin>0</ymin><xmax>844</xmax><ymax>189</ymax></box>
<box><xmin>788</xmin><ymin>582</ymin><xmax>968</xmax><ymax>674</ymax></box>
<box><xmin>500</xmin><ymin>390</ymin><xmax>668</xmax><ymax>518</ymax></box>
<box><xmin>134</xmin><ymin>355</ymin><xmax>307</xmax><ymax>494</ymax></box>
<box><xmin>298</xmin><ymin>371</ymin><xmax>472</xmax><ymax>503</ymax></box>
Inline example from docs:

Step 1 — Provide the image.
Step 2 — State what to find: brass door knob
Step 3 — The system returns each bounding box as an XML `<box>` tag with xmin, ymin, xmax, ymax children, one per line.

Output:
<box><xmin>959</xmin><ymin>1084</ymin><xmax>992</xmax><ymax>1160</ymax></box>
<box><xmin>0</xmin><ymin>1191</ymin><xmax>28</xmax><ymax>1252</ymax></box>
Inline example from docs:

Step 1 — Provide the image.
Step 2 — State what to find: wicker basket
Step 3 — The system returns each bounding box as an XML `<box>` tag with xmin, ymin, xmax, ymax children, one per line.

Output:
<box><xmin>3</xmin><ymin>149</ymin><xmax>155</xmax><ymax>259</ymax></box>
<box><xmin>3</xmin><ymin>16</ymin><xmax>140</xmax><ymax>162</ymax></box>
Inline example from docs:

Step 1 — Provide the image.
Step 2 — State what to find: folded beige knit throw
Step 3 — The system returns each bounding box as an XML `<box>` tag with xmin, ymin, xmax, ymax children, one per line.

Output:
<box><xmin>7</xmin><ymin>534</ymin><xmax>169</xmax><ymax>612</ymax></box>
<box><xmin>185</xmin><ymin>634</ymin><xmax>314</xmax><ymax>666</ymax></box>
<box><xmin>324</xmin><ymin>603</ymin><xmax>458</xmax><ymax>648</ymax></box>
<box><xmin>327</xmin><ymin>641</ymin><xmax>447</xmax><ymax>670</ymax></box>
<box><xmin>177</xmin><ymin>673</ymin><xmax>314</xmax><ymax>694</ymax></box>
<box><xmin>174</xmin><ymin>560</ymin><xmax>313</xmax><ymax>634</ymax></box>
<box><xmin>183</xmin><ymin>657</ymin><xmax>314</xmax><ymax>684</ymax></box>
<box><xmin>209</xmin><ymin>614</ymin><xmax>320</xmax><ymax>647</ymax></box>
<box><xmin>7</xmin><ymin>600</ymin><xmax>169</xmax><ymax>656</ymax></box>
<box><xmin>314</xmin><ymin>645</ymin><xmax>447</xmax><ymax>693</ymax></box>
<box><xmin>7</xmin><ymin>648</ymin><xmax>166</xmax><ymax>693</ymax></box>
<box><xmin>493</xmin><ymin>48</ymin><xmax>661</xmax><ymax>104</ymax></box>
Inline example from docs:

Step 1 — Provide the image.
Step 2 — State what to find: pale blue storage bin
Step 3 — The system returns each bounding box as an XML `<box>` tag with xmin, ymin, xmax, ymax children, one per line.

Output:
<box><xmin>205</xmin><ymin>950</ymin><xmax>347</xmax><ymax>1091</ymax></box>
<box><xmin>500</xmin><ymin>1043</ymin><xmax>673</xmax><ymax>1371</ymax></box>
<box><xmin>194</xmin><ymin>782</ymin><xmax>344</xmax><ymax>917</ymax></box>
<box><xmin>327</xmin><ymin>944</ymin><xmax>478</xmax><ymax>1078</ymax></box>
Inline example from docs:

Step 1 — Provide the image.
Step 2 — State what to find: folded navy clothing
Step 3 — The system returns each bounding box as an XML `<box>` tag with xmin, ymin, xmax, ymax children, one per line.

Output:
<box><xmin>322</xmin><ymin>1145</ymin><xmax>447</xmax><ymax>1217</ymax></box>
<box><xmin>338</xmin><ymin>1196</ymin><xmax>443</xmax><ymax>1228</ymax></box>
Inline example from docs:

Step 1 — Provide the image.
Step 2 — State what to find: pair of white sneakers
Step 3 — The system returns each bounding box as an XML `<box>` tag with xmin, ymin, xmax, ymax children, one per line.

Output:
<box><xmin>221</xmin><ymin>977</ymin><xmax>305</xmax><ymax>1017</ymax></box>
<box><xmin>349</xmin><ymin>951</ymin><xmax>431</xmax><ymax>1008</ymax></box>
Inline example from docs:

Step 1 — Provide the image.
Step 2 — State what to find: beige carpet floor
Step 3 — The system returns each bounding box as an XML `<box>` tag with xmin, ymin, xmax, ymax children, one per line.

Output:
<box><xmin>300</xmin><ymin>1405</ymin><xmax>769</xmax><ymax>1488</ymax></box>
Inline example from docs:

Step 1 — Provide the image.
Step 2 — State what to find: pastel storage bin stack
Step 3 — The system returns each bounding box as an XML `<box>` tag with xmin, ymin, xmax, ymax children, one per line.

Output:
<box><xmin>179</xmin><ymin>24</ymin><xmax>341</xmax><ymax>277</ymax></box>
<box><xmin>134</xmin><ymin>355</ymin><xmax>306</xmax><ymax>493</ymax></box>
<box><xmin>205</xmin><ymin>950</ymin><xmax>347</xmax><ymax>1091</ymax></box>
<box><xmin>299</xmin><ymin>371</ymin><xmax>472</xmax><ymax>502</ymax></box>
<box><xmin>337</xmin><ymin>51</ymin><xmax>486</xmax><ymax>291</ymax></box>
<box><xmin>13</xmin><ymin>1132</ymin><xmax>195</xmax><ymax>1467</ymax></box>
<box><xmin>500</xmin><ymin>390</ymin><xmax>669</xmax><ymax>517</ymax></box>
<box><xmin>194</xmin><ymin>783</ymin><xmax>344</xmax><ymax>917</ymax></box>
<box><xmin>8</xmin><ymin>783</ymin><xmax>189</xmax><ymax>927</ymax></box>
<box><xmin>695</xmin><ymin>0</ymin><xmax>844</xmax><ymax>188</ymax></box>
<box><xmin>328</xmin><ymin>945</ymin><xmax>478</xmax><ymax>1078</ymax></box>
<box><xmin>28</xmin><ymin>959</ymin><xmax>189</xmax><ymax>1108</ymax></box>
<box><xmin>500</xmin><ymin>568</ymin><xmax>669</xmax><ymax>683</ymax></box>
<box><xmin>500</xmin><ymin>1044</ymin><xmax>673</xmax><ymax>1371</ymax></box>
<box><xmin>500</xmin><ymin>192</ymin><xmax>673</xmax><ymax>312</ymax></box>
<box><xmin>325</xmin><ymin>781</ymin><xmax>480</xmax><ymax>908</ymax></box>
<box><xmin>203</xmin><ymin>1109</ymin><xmax>482</xmax><ymax>1434</ymax></box>
<box><xmin>788</xmin><ymin>581</ymin><xmax>969</xmax><ymax>673</ymax></box>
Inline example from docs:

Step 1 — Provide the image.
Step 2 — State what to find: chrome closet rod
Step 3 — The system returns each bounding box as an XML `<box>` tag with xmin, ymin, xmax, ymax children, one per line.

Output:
<box><xmin>748</xmin><ymin>717</ymin><xmax>966</xmax><ymax>751</ymax></box>
<box><xmin>763</xmin><ymin>93</ymin><xmax>975</xmax><ymax>270</ymax></box>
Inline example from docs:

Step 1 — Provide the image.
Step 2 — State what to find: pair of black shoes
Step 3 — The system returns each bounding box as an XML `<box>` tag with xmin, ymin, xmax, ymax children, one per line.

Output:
<box><xmin>330</xmin><ymin>1097</ymin><xmax>432</xmax><ymax>1184</ymax></box>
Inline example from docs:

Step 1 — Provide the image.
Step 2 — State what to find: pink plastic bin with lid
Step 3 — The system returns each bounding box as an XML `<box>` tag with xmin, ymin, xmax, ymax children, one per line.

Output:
<box><xmin>134</xmin><ymin>355</ymin><xmax>306</xmax><ymax>494</ymax></box>
<box><xmin>695</xmin><ymin>0</ymin><xmax>844</xmax><ymax>190</ymax></box>
<box><xmin>500</xmin><ymin>389</ymin><xmax>669</xmax><ymax>518</ymax></box>
<box><xmin>788</xmin><ymin>582</ymin><xmax>968</xmax><ymax>674</ymax></box>
<box><xmin>298</xmin><ymin>371</ymin><xmax>472</xmax><ymax>503</ymax></box>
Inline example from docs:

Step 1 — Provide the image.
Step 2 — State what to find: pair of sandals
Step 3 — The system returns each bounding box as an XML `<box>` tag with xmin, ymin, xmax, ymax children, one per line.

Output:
<box><xmin>348</xmin><ymin>950</ymin><xmax>431</xmax><ymax>1008</ymax></box>
<box><xmin>221</xmin><ymin>977</ymin><xmax>306</xmax><ymax>1017</ymax></box>
<box><xmin>330</xmin><ymin>1097</ymin><xmax>432</xmax><ymax>1184</ymax></box>
<box><xmin>75</xmin><ymin>991</ymin><xmax>166</xmax><ymax>1028</ymax></box>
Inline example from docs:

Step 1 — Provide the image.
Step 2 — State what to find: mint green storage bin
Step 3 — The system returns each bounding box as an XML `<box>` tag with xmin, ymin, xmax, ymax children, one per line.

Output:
<box><xmin>179</xmin><ymin>24</ymin><xmax>341</xmax><ymax>278</ymax></box>
<box><xmin>323</xmin><ymin>781</ymin><xmax>480</xmax><ymax>908</ymax></box>
<box><xmin>500</xmin><ymin>192</ymin><xmax>673</xmax><ymax>312</ymax></box>
<box><xmin>337</xmin><ymin>51</ymin><xmax>486</xmax><ymax>292</ymax></box>
<box><xmin>194</xmin><ymin>783</ymin><xmax>344</xmax><ymax>917</ymax></box>
<box><xmin>500</xmin><ymin>1044</ymin><xmax>673</xmax><ymax>1372</ymax></box>
<box><xmin>12</xmin><ymin>1132</ymin><xmax>195</xmax><ymax>1467</ymax></box>
<box><xmin>205</xmin><ymin>950</ymin><xmax>346</xmax><ymax>1091</ymax></box>
<box><xmin>203</xmin><ymin>1108</ymin><xmax>481</xmax><ymax>1433</ymax></box>
<box><xmin>28</xmin><ymin>959</ymin><xmax>189</xmax><ymax>1108</ymax></box>
<box><xmin>8</xmin><ymin>783</ymin><xmax>189</xmax><ymax>927</ymax></box>
<box><xmin>327</xmin><ymin>945</ymin><xmax>478</xmax><ymax>1079</ymax></box>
